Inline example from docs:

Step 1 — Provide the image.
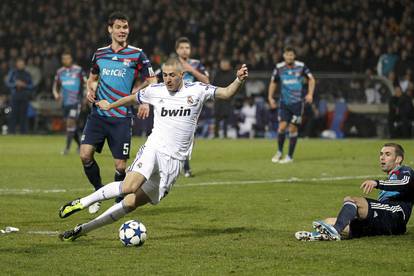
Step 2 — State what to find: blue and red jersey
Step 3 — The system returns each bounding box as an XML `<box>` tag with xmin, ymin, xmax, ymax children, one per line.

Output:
<box><xmin>377</xmin><ymin>165</ymin><xmax>414</xmax><ymax>203</ymax></box>
<box><xmin>182</xmin><ymin>58</ymin><xmax>208</xmax><ymax>83</ymax></box>
<box><xmin>54</xmin><ymin>65</ymin><xmax>85</xmax><ymax>106</ymax></box>
<box><xmin>270</xmin><ymin>61</ymin><xmax>312</xmax><ymax>105</ymax></box>
<box><xmin>91</xmin><ymin>45</ymin><xmax>154</xmax><ymax>118</ymax></box>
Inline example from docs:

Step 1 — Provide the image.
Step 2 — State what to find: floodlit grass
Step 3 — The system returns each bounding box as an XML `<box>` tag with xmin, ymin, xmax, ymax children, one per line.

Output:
<box><xmin>1</xmin><ymin>136</ymin><xmax>414</xmax><ymax>275</ymax></box>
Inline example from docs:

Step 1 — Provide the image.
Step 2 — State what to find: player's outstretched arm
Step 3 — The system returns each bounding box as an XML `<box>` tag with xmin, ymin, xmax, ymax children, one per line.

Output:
<box><xmin>215</xmin><ymin>64</ymin><xmax>248</xmax><ymax>100</ymax></box>
<box><xmin>96</xmin><ymin>94</ymin><xmax>136</xmax><ymax>111</ymax></box>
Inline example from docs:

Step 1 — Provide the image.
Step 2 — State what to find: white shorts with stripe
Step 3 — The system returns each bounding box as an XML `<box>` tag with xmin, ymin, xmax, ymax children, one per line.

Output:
<box><xmin>128</xmin><ymin>144</ymin><xmax>183</xmax><ymax>204</ymax></box>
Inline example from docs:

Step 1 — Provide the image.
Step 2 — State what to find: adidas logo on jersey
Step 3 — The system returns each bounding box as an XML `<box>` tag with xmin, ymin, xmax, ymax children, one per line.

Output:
<box><xmin>112</xmin><ymin>56</ymin><xmax>118</xmax><ymax>61</ymax></box>
<box><xmin>161</xmin><ymin>106</ymin><xmax>191</xmax><ymax>117</ymax></box>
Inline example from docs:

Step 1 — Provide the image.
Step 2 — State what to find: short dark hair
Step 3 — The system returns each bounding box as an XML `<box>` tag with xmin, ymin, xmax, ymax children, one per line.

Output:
<box><xmin>108</xmin><ymin>11</ymin><xmax>129</xmax><ymax>26</ymax></box>
<box><xmin>284</xmin><ymin>46</ymin><xmax>296</xmax><ymax>54</ymax></box>
<box><xmin>175</xmin><ymin>37</ymin><xmax>191</xmax><ymax>49</ymax></box>
<box><xmin>61</xmin><ymin>50</ymin><xmax>72</xmax><ymax>57</ymax></box>
<box><xmin>162</xmin><ymin>57</ymin><xmax>183</xmax><ymax>72</ymax></box>
<box><xmin>383</xmin><ymin>143</ymin><xmax>405</xmax><ymax>161</ymax></box>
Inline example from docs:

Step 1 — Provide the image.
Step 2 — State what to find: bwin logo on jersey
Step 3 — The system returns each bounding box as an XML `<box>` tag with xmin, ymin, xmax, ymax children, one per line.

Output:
<box><xmin>161</xmin><ymin>107</ymin><xmax>191</xmax><ymax>117</ymax></box>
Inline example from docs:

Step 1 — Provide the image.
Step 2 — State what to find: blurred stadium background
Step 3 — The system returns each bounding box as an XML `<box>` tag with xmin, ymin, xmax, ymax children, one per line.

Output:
<box><xmin>0</xmin><ymin>0</ymin><xmax>413</xmax><ymax>138</ymax></box>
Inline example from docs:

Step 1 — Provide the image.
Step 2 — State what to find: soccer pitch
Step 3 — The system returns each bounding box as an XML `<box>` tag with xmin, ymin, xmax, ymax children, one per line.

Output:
<box><xmin>1</xmin><ymin>136</ymin><xmax>414</xmax><ymax>275</ymax></box>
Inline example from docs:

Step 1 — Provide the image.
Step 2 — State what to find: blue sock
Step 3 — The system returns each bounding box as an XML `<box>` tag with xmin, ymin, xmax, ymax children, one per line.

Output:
<box><xmin>333</xmin><ymin>201</ymin><xmax>357</xmax><ymax>233</ymax></box>
<box><xmin>83</xmin><ymin>160</ymin><xmax>103</xmax><ymax>191</ymax></box>
<box><xmin>184</xmin><ymin>158</ymin><xmax>191</xmax><ymax>172</ymax></box>
<box><xmin>278</xmin><ymin>132</ymin><xmax>286</xmax><ymax>153</ymax></box>
<box><xmin>288</xmin><ymin>132</ymin><xmax>298</xmax><ymax>158</ymax></box>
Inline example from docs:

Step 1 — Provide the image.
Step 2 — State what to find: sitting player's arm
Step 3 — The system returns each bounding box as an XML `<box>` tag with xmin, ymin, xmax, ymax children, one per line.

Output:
<box><xmin>361</xmin><ymin>173</ymin><xmax>413</xmax><ymax>194</ymax></box>
<box><xmin>96</xmin><ymin>94</ymin><xmax>137</xmax><ymax>111</ymax></box>
<box><xmin>215</xmin><ymin>64</ymin><xmax>248</xmax><ymax>100</ymax></box>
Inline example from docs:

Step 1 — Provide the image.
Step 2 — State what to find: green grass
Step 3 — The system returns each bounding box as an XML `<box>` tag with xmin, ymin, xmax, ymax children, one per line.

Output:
<box><xmin>1</xmin><ymin>136</ymin><xmax>414</xmax><ymax>275</ymax></box>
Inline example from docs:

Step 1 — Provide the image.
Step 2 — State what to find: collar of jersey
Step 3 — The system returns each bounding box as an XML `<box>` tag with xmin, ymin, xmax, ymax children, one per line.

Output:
<box><xmin>110</xmin><ymin>44</ymin><xmax>127</xmax><ymax>53</ymax></box>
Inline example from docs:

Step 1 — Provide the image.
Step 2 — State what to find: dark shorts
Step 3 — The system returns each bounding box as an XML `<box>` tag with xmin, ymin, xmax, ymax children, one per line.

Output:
<box><xmin>81</xmin><ymin>114</ymin><xmax>132</xmax><ymax>159</ymax></box>
<box><xmin>278</xmin><ymin>101</ymin><xmax>303</xmax><ymax>125</ymax></box>
<box><xmin>63</xmin><ymin>104</ymin><xmax>80</xmax><ymax>119</ymax></box>
<box><xmin>349</xmin><ymin>198</ymin><xmax>411</xmax><ymax>238</ymax></box>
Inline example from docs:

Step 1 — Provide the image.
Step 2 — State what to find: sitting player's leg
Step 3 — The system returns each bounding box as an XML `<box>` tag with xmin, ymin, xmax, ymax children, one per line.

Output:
<box><xmin>313</xmin><ymin>196</ymin><xmax>368</xmax><ymax>240</ymax></box>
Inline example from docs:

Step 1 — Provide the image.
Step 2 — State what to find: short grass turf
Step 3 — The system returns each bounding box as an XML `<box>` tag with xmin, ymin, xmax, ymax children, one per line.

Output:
<box><xmin>1</xmin><ymin>136</ymin><xmax>414</xmax><ymax>275</ymax></box>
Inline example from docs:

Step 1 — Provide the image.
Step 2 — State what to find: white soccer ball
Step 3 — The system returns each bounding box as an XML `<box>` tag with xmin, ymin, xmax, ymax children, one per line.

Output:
<box><xmin>119</xmin><ymin>220</ymin><xmax>147</xmax><ymax>247</ymax></box>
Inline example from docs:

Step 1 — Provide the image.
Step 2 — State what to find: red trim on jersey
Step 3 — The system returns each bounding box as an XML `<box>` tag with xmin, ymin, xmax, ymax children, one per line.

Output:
<box><xmin>114</xmin><ymin>107</ymin><xmax>127</xmax><ymax>115</ymax></box>
<box><xmin>107</xmin><ymin>109</ymin><xmax>117</xmax><ymax>117</ymax></box>
<box><xmin>117</xmin><ymin>50</ymin><xmax>140</xmax><ymax>55</ymax></box>
<box><xmin>107</xmin><ymin>85</ymin><xmax>129</xmax><ymax>97</ymax></box>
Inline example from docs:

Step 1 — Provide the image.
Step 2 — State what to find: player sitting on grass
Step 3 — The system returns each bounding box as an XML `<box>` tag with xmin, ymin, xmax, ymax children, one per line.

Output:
<box><xmin>296</xmin><ymin>143</ymin><xmax>414</xmax><ymax>241</ymax></box>
<box><xmin>57</xmin><ymin>58</ymin><xmax>248</xmax><ymax>241</ymax></box>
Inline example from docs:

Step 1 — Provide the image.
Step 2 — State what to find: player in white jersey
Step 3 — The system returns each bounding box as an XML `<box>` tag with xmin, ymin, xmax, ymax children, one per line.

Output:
<box><xmin>57</xmin><ymin>57</ymin><xmax>248</xmax><ymax>241</ymax></box>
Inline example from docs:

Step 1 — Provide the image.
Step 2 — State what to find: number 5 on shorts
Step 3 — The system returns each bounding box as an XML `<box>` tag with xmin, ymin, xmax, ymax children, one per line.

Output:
<box><xmin>123</xmin><ymin>143</ymin><xmax>130</xmax><ymax>155</ymax></box>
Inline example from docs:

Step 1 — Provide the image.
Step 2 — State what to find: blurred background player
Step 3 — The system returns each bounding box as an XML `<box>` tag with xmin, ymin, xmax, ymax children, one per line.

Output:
<box><xmin>5</xmin><ymin>58</ymin><xmax>33</xmax><ymax>134</ymax></box>
<box><xmin>52</xmin><ymin>51</ymin><xmax>86</xmax><ymax>155</ymax></box>
<box><xmin>268</xmin><ymin>46</ymin><xmax>315</xmax><ymax>163</ymax></box>
<box><xmin>80</xmin><ymin>11</ymin><xmax>156</xmax><ymax>213</ymax></box>
<box><xmin>213</xmin><ymin>58</ymin><xmax>234</xmax><ymax>138</ymax></box>
<box><xmin>296</xmin><ymin>143</ymin><xmax>414</xmax><ymax>241</ymax></box>
<box><xmin>175</xmin><ymin>37</ymin><xmax>210</xmax><ymax>177</ymax></box>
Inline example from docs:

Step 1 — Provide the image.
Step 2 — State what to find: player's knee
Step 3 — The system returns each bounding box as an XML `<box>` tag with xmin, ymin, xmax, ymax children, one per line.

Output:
<box><xmin>115</xmin><ymin>164</ymin><xmax>126</xmax><ymax>173</ymax></box>
<box><xmin>324</xmin><ymin>217</ymin><xmax>337</xmax><ymax>225</ymax></box>
<box><xmin>80</xmin><ymin>152</ymin><xmax>93</xmax><ymax>164</ymax></box>
<box><xmin>343</xmin><ymin>196</ymin><xmax>355</xmax><ymax>203</ymax></box>
<box><xmin>123</xmin><ymin>194</ymin><xmax>138</xmax><ymax>211</ymax></box>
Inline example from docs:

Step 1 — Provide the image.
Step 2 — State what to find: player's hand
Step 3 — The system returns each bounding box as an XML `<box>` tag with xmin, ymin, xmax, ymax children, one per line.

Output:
<box><xmin>360</xmin><ymin>180</ymin><xmax>377</xmax><ymax>194</ymax></box>
<box><xmin>96</xmin><ymin>100</ymin><xmax>111</xmax><ymax>110</ymax></box>
<box><xmin>268</xmin><ymin>98</ymin><xmax>277</xmax><ymax>109</ymax></box>
<box><xmin>53</xmin><ymin>93</ymin><xmax>61</xmax><ymax>101</ymax></box>
<box><xmin>305</xmin><ymin>93</ymin><xmax>313</xmax><ymax>104</ymax></box>
<box><xmin>237</xmin><ymin>64</ymin><xmax>248</xmax><ymax>81</ymax></box>
<box><xmin>16</xmin><ymin>80</ymin><xmax>27</xmax><ymax>88</ymax></box>
<box><xmin>180</xmin><ymin>60</ymin><xmax>195</xmax><ymax>73</ymax></box>
<box><xmin>137</xmin><ymin>103</ymin><xmax>150</xmax><ymax>119</ymax></box>
<box><xmin>87</xmin><ymin>82</ymin><xmax>98</xmax><ymax>103</ymax></box>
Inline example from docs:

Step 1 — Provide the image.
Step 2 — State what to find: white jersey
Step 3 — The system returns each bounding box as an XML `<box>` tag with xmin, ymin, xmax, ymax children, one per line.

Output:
<box><xmin>136</xmin><ymin>82</ymin><xmax>217</xmax><ymax>160</ymax></box>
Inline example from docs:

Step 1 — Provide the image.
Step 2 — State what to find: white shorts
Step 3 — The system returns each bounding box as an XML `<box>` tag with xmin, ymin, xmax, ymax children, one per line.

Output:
<box><xmin>128</xmin><ymin>144</ymin><xmax>183</xmax><ymax>204</ymax></box>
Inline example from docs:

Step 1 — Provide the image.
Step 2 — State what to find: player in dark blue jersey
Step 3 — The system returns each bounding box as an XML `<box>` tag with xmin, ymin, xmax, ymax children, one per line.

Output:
<box><xmin>81</xmin><ymin>11</ymin><xmax>156</xmax><ymax>213</ymax></box>
<box><xmin>268</xmin><ymin>46</ymin><xmax>315</xmax><ymax>164</ymax></box>
<box><xmin>53</xmin><ymin>52</ymin><xmax>86</xmax><ymax>155</ymax></box>
<box><xmin>175</xmin><ymin>37</ymin><xmax>209</xmax><ymax>177</ymax></box>
<box><xmin>296</xmin><ymin>143</ymin><xmax>414</xmax><ymax>241</ymax></box>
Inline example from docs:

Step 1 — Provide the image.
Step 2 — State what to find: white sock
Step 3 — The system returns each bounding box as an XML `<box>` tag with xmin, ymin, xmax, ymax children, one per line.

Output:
<box><xmin>80</xmin><ymin>201</ymin><xmax>132</xmax><ymax>234</ymax></box>
<box><xmin>80</xmin><ymin>181</ymin><xmax>123</xmax><ymax>207</ymax></box>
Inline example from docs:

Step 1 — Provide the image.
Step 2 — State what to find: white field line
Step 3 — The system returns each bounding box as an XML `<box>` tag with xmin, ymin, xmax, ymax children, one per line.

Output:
<box><xmin>0</xmin><ymin>175</ymin><xmax>382</xmax><ymax>195</ymax></box>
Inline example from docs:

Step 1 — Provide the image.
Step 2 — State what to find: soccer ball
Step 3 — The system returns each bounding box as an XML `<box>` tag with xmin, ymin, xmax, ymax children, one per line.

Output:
<box><xmin>119</xmin><ymin>220</ymin><xmax>147</xmax><ymax>247</ymax></box>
